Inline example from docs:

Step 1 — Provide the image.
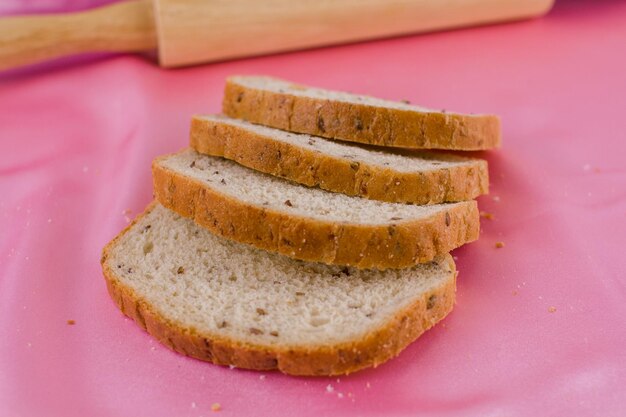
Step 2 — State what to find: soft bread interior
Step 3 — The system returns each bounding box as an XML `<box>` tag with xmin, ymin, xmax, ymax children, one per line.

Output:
<box><xmin>105</xmin><ymin>204</ymin><xmax>455</xmax><ymax>347</ymax></box>
<box><xmin>229</xmin><ymin>76</ymin><xmax>442</xmax><ymax>113</ymax></box>
<box><xmin>158</xmin><ymin>149</ymin><xmax>470</xmax><ymax>224</ymax></box>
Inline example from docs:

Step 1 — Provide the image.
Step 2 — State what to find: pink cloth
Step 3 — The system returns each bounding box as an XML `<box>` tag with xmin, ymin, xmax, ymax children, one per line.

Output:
<box><xmin>1</xmin><ymin>1</ymin><xmax>625</xmax><ymax>416</ymax></box>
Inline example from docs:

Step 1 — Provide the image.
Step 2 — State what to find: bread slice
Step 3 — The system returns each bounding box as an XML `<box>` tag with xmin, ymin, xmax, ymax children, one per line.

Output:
<box><xmin>190</xmin><ymin>114</ymin><xmax>489</xmax><ymax>205</ymax></box>
<box><xmin>222</xmin><ymin>76</ymin><xmax>500</xmax><ymax>151</ymax></box>
<box><xmin>152</xmin><ymin>149</ymin><xmax>479</xmax><ymax>269</ymax></box>
<box><xmin>101</xmin><ymin>203</ymin><xmax>457</xmax><ymax>376</ymax></box>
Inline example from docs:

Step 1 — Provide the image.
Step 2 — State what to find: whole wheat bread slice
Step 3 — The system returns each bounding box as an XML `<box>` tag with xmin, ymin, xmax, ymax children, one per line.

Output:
<box><xmin>222</xmin><ymin>76</ymin><xmax>500</xmax><ymax>151</ymax></box>
<box><xmin>101</xmin><ymin>203</ymin><xmax>457</xmax><ymax>376</ymax></box>
<box><xmin>190</xmin><ymin>114</ymin><xmax>489</xmax><ymax>204</ymax></box>
<box><xmin>152</xmin><ymin>149</ymin><xmax>479</xmax><ymax>269</ymax></box>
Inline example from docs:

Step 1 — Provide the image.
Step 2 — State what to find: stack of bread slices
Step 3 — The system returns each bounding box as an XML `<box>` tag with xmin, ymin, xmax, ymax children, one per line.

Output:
<box><xmin>101</xmin><ymin>76</ymin><xmax>500</xmax><ymax>376</ymax></box>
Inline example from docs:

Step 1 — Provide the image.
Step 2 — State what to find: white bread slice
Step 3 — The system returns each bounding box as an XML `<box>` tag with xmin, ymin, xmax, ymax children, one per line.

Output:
<box><xmin>152</xmin><ymin>149</ymin><xmax>479</xmax><ymax>269</ymax></box>
<box><xmin>101</xmin><ymin>203</ymin><xmax>457</xmax><ymax>376</ymax></box>
<box><xmin>190</xmin><ymin>114</ymin><xmax>489</xmax><ymax>205</ymax></box>
<box><xmin>222</xmin><ymin>76</ymin><xmax>500</xmax><ymax>151</ymax></box>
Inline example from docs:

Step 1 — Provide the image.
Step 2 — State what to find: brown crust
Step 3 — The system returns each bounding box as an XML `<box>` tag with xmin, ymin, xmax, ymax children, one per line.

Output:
<box><xmin>100</xmin><ymin>205</ymin><xmax>457</xmax><ymax>376</ymax></box>
<box><xmin>190</xmin><ymin>116</ymin><xmax>489</xmax><ymax>205</ymax></box>
<box><xmin>222</xmin><ymin>77</ymin><xmax>501</xmax><ymax>151</ymax></box>
<box><xmin>152</xmin><ymin>153</ymin><xmax>480</xmax><ymax>269</ymax></box>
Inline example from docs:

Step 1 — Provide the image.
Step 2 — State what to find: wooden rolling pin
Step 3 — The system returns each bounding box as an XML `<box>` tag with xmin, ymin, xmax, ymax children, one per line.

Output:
<box><xmin>0</xmin><ymin>0</ymin><xmax>554</xmax><ymax>71</ymax></box>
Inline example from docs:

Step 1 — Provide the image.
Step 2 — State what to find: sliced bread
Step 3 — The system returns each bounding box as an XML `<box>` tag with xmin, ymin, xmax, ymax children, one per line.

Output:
<box><xmin>152</xmin><ymin>149</ymin><xmax>479</xmax><ymax>269</ymax></box>
<box><xmin>101</xmin><ymin>203</ymin><xmax>457</xmax><ymax>376</ymax></box>
<box><xmin>190</xmin><ymin>114</ymin><xmax>489</xmax><ymax>204</ymax></box>
<box><xmin>222</xmin><ymin>76</ymin><xmax>500</xmax><ymax>151</ymax></box>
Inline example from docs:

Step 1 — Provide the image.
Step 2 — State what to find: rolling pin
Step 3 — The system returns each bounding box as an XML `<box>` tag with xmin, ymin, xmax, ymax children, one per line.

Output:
<box><xmin>0</xmin><ymin>0</ymin><xmax>554</xmax><ymax>71</ymax></box>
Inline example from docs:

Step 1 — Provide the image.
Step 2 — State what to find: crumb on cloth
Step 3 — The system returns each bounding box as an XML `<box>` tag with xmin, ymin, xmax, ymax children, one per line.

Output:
<box><xmin>480</xmin><ymin>211</ymin><xmax>494</xmax><ymax>220</ymax></box>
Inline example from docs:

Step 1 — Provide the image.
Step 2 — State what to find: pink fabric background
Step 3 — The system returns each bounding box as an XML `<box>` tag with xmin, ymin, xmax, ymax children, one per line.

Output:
<box><xmin>1</xmin><ymin>1</ymin><xmax>625</xmax><ymax>416</ymax></box>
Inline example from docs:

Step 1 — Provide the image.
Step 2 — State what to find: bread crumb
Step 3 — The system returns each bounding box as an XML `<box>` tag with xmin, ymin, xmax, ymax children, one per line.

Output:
<box><xmin>67</xmin><ymin>320</ymin><xmax>75</xmax><ymax>325</ymax></box>
<box><xmin>337</xmin><ymin>393</ymin><xmax>344</xmax><ymax>399</ymax></box>
<box><xmin>122</xmin><ymin>209</ymin><xmax>132</xmax><ymax>215</ymax></box>
<box><xmin>336</xmin><ymin>378</ymin><xmax>340</xmax><ymax>383</ymax></box>
<box><xmin>548</xmin><ymin>306</ymin><xmax>557</xmax><ymax>313</ymax></box>
<box><xmin>47</xmin><ymin>218</ymin><xmax>52</xmax><ymax>223</ymax></box>
<box><xmin>495</xmin><ymin>241</ymin><xmax>505</xmax><ymax>249</ymax></box>
<box><xmin>259</xmin><ymin>375</ymin><xmax>266</xmax><ymax>380</ymax></box>
<box><xmin>326</xmin><ymin>384</ymin><xmax>334</xmax><ymax>393</ymax></box>
<box><xmin>480</xmin><ymin>211</ymin><xmax>494</xmax><ymax>220</ymax></box>
<box><xmin>229</xmin><ymin>365</ymin><xmax>236</xmax><ymax>370</ymax></box>
<box><xmin>151</xmin><ymin>346</ymin><xmax>156</xmax><ymax>351</ymax></box>
<box><xmin>492</xmin><ymin>196</ymin><xmax>500</xmax><ymax>202</ymax></box>
<box><xmin>211</xmin><ymin>403</ymin><xmax>221</xmax><ymax>412</ymax></box>
<box><xmin>512</xmin><ymin>290</ymin><xmax>518</xmax><ymax>296</ymax></box>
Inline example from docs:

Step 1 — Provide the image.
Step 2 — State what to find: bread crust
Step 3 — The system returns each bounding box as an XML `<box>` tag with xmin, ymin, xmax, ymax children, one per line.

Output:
<box><xmin>190</xmin><ymin>116</ymin><xmax>489</xmax><ymax>205</ymax></box>
<box><xmin>100</xmin><ymin>206</ymin><xmax>457</xmax><ymax>376</ymax></box>
<box><xmin>152</xmin><ymin>154</ymin><xmax>479</xmax><ymax>269</ymax></box>
<box><xmin>222</xmin><ymin>77</ymin><xmax>501</xmax><ymax>151</ymax></box>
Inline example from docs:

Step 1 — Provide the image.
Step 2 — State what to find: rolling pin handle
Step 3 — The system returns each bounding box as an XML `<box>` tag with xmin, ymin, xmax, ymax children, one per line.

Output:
<box><xmin>0</xmin><ymin>0</ymin><xmax>157</xmax><ymax>71</ymax></box>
